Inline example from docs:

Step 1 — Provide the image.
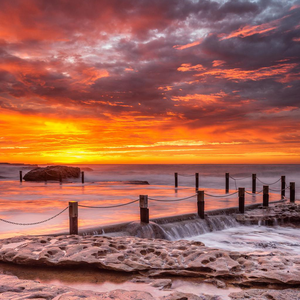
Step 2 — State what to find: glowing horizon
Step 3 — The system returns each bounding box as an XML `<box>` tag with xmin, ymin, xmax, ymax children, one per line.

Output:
<box><xmin>0</xmin><ymin>0</ymin><xmax>300</xmax><ymax>164</ymax></box>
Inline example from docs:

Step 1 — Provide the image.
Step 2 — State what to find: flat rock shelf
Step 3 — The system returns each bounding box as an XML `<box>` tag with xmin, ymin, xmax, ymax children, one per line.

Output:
<box><xmin>0</xmin><ymin>234</ymin><xmax>300</xmax><ymax>286</ymax></box>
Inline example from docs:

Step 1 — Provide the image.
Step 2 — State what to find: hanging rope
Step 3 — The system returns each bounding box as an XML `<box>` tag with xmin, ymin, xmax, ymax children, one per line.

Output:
<box><xmin>257</xmin><ymin>177</ymin><xmax>281</xmax><ymax>185</ymax></box>
<box><xmin>230</xmin><ymin>175</ymin><xmax>252</xmax><ymax>180</ymax></box>
<box><xmin>78</xmin><ymin>199</ymin><xmax>139</xmax><ymax>209</ymax></box>
<box><xmin>204</xmin><ymin>191</ymin><xmax>238</xmax><ymax>197</ymax></box>
<box><xmin>0</xmin><ymin>206</ymin><xmax>68</xmax><ymax>226</ymax></box>
<box><xmin>178</xmin><ymin>174</ymin><xmax>195</xmax><ymax>177</ymax></box>
<box><xmin>148</xmin><ymin>194</ymin><xmax>197</xmax><ymax>202</ymax></box>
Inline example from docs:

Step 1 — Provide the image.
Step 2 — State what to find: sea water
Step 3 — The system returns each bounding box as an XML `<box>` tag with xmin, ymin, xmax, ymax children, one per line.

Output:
<box><xmin>0</xmin><ymin>164</ymin><xmax>298</xmax><ymax>238</ymax></box>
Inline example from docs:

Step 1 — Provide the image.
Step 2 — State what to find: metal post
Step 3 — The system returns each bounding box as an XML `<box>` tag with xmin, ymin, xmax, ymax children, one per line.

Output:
<box><xmin>238</xmin><ymin>187</ymin><xmax>245</xmax><ymax>214</ymax></box>
<box><xmin>139</xmin><ymin>195</ymin><xmax>149</xmax><ymax>223</ymax></box>
<box><xmin>195</xmin><ymin>173</ymin><xmax>199</xmax><ymax>190</ymax></box>
<box><xmin>263</xmin><ymin>185</ymin><xmax>269</xmax><ymax>207</ymax></box>
<box><xmin>252</xmin><ymin>174</ymin><xmax>256</xmax><ymax>194</ymax></box>
<box><xmin>175</xmin><ymin>172</ymin><xmax>178</xmax><ymax>188</ymax></box>
<box><xmin>19</xmin><ymin>171</ymin><xmax>22</xmax><ymax>183</ymax></box>
<box><xmin>281</xmin><ymin>176</ymin><xmax>286</xmax><ymax>198</ymax></box>
<box><xmin>197</xmin><ymin>190</ymin><xmax>205</xmax><ymax>219</ymax></box>
<box><xmin>226</xmin><ymin>173</ymin><xmax>229</xmax><ymax>193</ymax></box>
<box><xmin>290</xmin><ymin>182</ymin><xmax>295</xmax><ymax>203</ymax></box>
<box><xmin>81</xmin><ymin>171</ymin><xmax>84</xmax><ymax>184</ymax></box>
<box><xmin>69</xmin><ymin>201</ymin><xmax>78</xmax><ymax>235</ymax></box>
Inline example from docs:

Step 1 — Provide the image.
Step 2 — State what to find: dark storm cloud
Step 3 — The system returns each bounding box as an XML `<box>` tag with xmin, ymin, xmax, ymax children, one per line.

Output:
<box><xmin>0</xmin><ymin>0</ymin><xmax>299</xmax><ymax>128</ymax></box>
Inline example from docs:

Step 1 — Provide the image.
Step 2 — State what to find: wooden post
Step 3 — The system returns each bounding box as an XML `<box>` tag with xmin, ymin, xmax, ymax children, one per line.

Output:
<box><xmin>139</xmin><ymin>195</ymin><xmax>149</xmax><ymax>223</ymax></box>
<box><xmin>19</xmin><ymin>171</ymin><xmax>22</xmax><ymax>183</ymax></box>
<box><xmin>281</xmin><ymin>176</ymin><xmax>286</xmax><ymax>198</ymax></box>
<box><xmin>175</xmin><ymin>172</ymin><xmax>178</xmax><ymax>188</ymax></box>
<box><xmin>225</xmin><ymin>173</ymin><xmax>229</xmax><ymax>193</ymax></box>
<box><xmin>69</xmin><ymin>201</ymin><xmax>78</xmax><ymax>235</ymax></box>
<box><xmin>290</xmin><ymin>182</ymin><xmax>295</xmax><ymax>203</ymax></box>
<box><xmin>263</xmin><ymin>185</ymin><xmax>269</xmax><ymax>207</ymax></box>
<box><xmin>238</xmin><ymin>187</ymin><xmax>245</xmax><ymax>214</ymax></box>
<box><xmin>252</xmin><ymin>174</ymin><xmax>256</xmax><ymax>194</ymax></box>
<box><xmin>197</xmin><ymin>190</ymin><xmax>205</xmax><ymax>219</ymax></box>
<box><xmin>81</xmin><ymin>171</ymin><xmax>84</xmax><ymax>184</ymax></box>
<box><xmin>195</xmin><ymin>173</ymin><xmax>199</xmax><ymax>190</ymax></box>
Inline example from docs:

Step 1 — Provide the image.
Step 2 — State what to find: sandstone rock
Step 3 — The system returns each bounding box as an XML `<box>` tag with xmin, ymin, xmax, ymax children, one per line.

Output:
<box><xmin>0</xmin><ymin>235</ymin><xmax>300</xmax><ymax>287</ymax></box>
<box><xmin>150</xmin><ymin>279</ymin><xmax>172</xmax><ymax>289</ymax></box>
<box><xmin>23</xmin><ymin>165</ymin><xmax>80</xmax><ymax>181</ymax></box>
<box><xmin>229</xmin><ymin>288</ymin><xmax>300</xmax><ymax>300</ymax></box>
<box><xmin>160</xmin><ymin>291</ymin><xmax>223</xmax><ymax>300</ymax></box>
<box><xmin>0</xmin><ymin>274</ymin><xmax>155</xmax><ymax>300</ymax></box>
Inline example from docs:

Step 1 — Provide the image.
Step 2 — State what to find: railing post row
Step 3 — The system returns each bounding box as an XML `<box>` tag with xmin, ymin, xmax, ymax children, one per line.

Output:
<box><xmin>252</xmin><ymin>174</ymin><xmax>256</xmax><ymax>194</ymax></box>
<box><xmin>139</xmin><ymin>195</ymin><xmax>149</xmax><ymax>223</ymax></box>
<box><xmin>238</xmin><ymin>187</ymin><xmax>245</xmax><ymax>214</ymax></box>
<box><xmin>281</xmin><ymin>176</ymin><xmax>286</xmax><ymax>198</ymax></box>
<box><xmin>290</xmin><ymin>182</ymin><xmax>295</xmax><ymax>203</ymax></box>
<box><xmin>175</xmin><ymin>172</ymin><xmax>178</xmax><ymax>188</ymax></box>
<box><xmin>69</xmin><ymin>201</ymin><xmax>78</xmax><ymax>235</ymax></box>
<box><xmin>197</xmin><ymin>190</ymin><xmax>205</xmax><ymax>219</ymax></box>
<box><xmin>263</xmin><ymin>185</ymin><xmax>269</xmax><ymax>207</ymax></box>
<box><xmin>82</xmin><ymin>171</ymin><xmax>85</xmax><ymax>184</ymax></box>
<box><xmin>225</xmin><ymin>173</ymin><xmax>229</xmax><ymax>193</ymax></box>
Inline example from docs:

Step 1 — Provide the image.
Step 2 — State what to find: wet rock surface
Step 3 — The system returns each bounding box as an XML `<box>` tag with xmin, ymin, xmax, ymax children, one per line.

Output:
<box><xmin>236</xmin><ymin>203</ymin><xmax>300</xmax><ymax>226</ymax></box>
<box><xmin>0</xmin><ymin>234</ymin><xmax>300</xmax><ymax>287</ymax></box>
<box><xmin>23</xmin><ymin>165</ymin><xmax>81</xmax><ymax>181</ymax></box>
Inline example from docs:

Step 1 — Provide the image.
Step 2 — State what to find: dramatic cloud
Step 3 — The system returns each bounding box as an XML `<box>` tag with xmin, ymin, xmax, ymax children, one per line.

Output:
<box><xmin>0</xmin><ymin>0</ymin><xmax>300</xmax><ymax>163</ymax></box>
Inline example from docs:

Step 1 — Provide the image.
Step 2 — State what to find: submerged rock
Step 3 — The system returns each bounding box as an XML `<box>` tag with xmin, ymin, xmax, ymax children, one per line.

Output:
<box><xmin>23</xmin><ymin>165</ymin><xmax>80</xmax><ymax>181</ymax></box>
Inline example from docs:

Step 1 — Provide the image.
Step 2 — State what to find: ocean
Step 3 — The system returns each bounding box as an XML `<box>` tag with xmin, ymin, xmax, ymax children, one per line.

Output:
<box><xmin>0</xmin><ymin>164</ymin><xmax>299</xmax><ymax>238</ymax></box>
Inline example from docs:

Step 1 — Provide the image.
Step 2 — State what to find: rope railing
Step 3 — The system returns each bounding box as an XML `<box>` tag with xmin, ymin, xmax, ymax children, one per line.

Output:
<box><xmin>257</xmin><ymin>177</ymin><xmax>281</xmax><ymax>186</ymax></box>
<box><xmin>78</xmin><ymin>199</ymin><xmax>139</xmax><ymax>209</ymax></box>
<box><xmin>204</xmin><ymin>191</ymin><xmax>238</xmax><ymax>197</ymax></box>
<box><xmin>148</xmin><ymin>194</ymin><xmax>197</xmax><ymax>202</ymax></box>
<box><xmin>245</xmin><ymin>190</ymin><xmax>263</xmax><ymax>195</ymax></box>
<box><xmin>178</xmin><ymin>174</ymin><xmax>195</xmax><ymax>177</ymax></box>
<box><xmin>0</xmin><ymin>206</ymin><xmax>69</xmax><ymax>226</ymax></box>
<box><xmin>230</xmin><ymin>175</ymin><xmax>252</xmax><ymax>180</ymax></box>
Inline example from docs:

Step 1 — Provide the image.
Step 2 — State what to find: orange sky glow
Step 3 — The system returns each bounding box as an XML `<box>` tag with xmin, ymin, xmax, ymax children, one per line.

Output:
<box><xmin>0</xmin><ymin>0</ymin><xmax>300</xmax><ymax>164</ymax></box>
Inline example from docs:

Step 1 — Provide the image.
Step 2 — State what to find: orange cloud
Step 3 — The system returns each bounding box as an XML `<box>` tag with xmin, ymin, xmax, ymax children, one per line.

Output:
<box><xmin>177</xmin><ymin>62</ymin><xmax>298</xmax><ymax>82</ymax></box>
<box><xmin>220</xmin><ymin>17</ymin><xmax>286</xmax><ymax>40</ymax></box>
<box><xmin>173</xmin><ymin>39</ymin><xmax>203</xmax><ymax>50</ymax></box>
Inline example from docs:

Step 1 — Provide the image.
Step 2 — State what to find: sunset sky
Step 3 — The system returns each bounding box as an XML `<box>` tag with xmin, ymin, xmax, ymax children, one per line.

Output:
<box><xmin>0</xmin><ymin>0</ymin><xmax>300</xmax><ymax>164</ymax></box>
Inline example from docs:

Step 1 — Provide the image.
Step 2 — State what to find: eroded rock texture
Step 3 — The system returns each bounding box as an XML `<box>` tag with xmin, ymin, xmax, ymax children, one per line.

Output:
<box><xmin>0</xmin><ymin>235</ymin><xmax>300</xmax><ymax>287</ymax></box>
<box><xmin>229</xmin><ymin>288</ymin><xmax>300</xmax><ymax>300</ymax></box>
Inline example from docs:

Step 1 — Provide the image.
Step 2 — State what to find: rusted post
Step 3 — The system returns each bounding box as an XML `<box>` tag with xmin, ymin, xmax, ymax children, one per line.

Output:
<box><xmin>197</xmin><ymin>190</ymin><xmax>205</xmax><ymax>219</ymax></box>
<box><xmin>290</xmin><ymin>182</ymin><xmax>295</xmax><ymax>203</ymax></box>
<box><xmin>281</xmin><ymin>176</ymin><xmax>286</xmax><ymax>198</ymax></box>
<box><xmin>81</xmin><ymin>171</ymin><xmax>84</xmax><ymax>184</ymax></box>
<box><xmin>263</xmin><ymin>185</ymin><xmax>269</xmax><ymax>207</ymax></box>
<box><xmin>252</xmin><ymin>174</ymin><xmax>256</xmax><ymax>194</ymax></box>
<box><xmin>239</xmin><ymin>187</ymin><xmax>245</xmax><ymax>214</ymax></box>
<box><xmin>175</xmin><ymin>172</ymin><xmax>178</xmax><ymax>188</ymax></box>
<box><xmin>139</xmin><ymin>195</ymin><xmax>149</xmax><ymax>223</ymax></box>
<box><xmin>195</xmin><ymin>173</ymin><xmax>199</xmax><ymax>190</ymax></box>
<box><xmin>19</xmin><ymin>171</ymin><xmax>22</xmax><ymax>183</ymax></box>
<box><xmin>69</xmin><ymin>201</ymin><xmax>78</xmax><ymax>235</ymax></box>
<box><xmin>225</xmin><ymin>173</ymin><xmax>229</xmax><ymax>193</ymax></box>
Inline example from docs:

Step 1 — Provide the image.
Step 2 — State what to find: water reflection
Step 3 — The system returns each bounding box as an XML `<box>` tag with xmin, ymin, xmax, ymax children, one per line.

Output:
<box><xmin>0</xmin><ymin>180</ymin><xmax>282</xmax><ymax>239</ymax></box>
